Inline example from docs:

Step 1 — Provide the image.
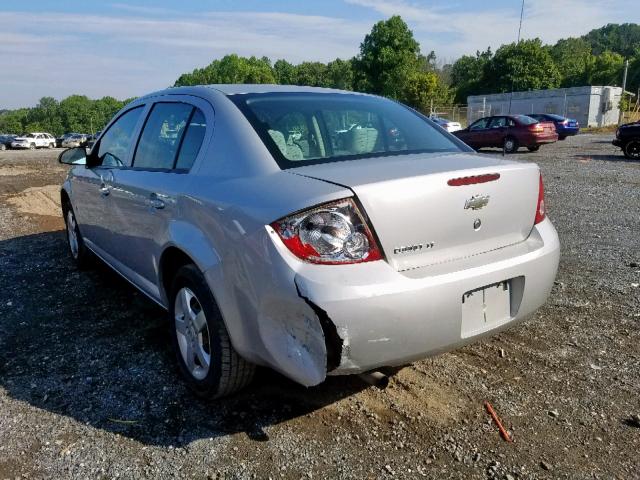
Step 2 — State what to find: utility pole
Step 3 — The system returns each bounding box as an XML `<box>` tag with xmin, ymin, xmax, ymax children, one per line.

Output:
<box><xmin>508</xmin><ymin>0</ymin><xmax>525</xmax><ymax>114</ymax></box>
<box><xmin>619</xmin><ymin>59</ymin><xmax>629</xmax><ymax>124</ymax></box>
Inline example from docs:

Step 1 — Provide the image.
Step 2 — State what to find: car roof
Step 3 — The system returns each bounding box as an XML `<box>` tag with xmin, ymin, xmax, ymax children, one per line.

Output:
<box><xmin>133</xmin><ymin>84</ymin><xmax>372</xmax><ymax>104</ymax></box>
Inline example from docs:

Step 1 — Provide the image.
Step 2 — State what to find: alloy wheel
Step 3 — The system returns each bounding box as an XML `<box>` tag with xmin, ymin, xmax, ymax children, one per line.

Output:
<box><xmin>174</xmin><ymin>287</ymin><xmax>211</xmax><ymax>380</ymax></box>
<box><xmin>66</xmin><ymin>210</ymin><xmax>79</xmax><ymax>259</ymax></box>
<box><xmin>625</xmin><ymin>140</ymin><xmax>640</xmax><ymax>159</ymax></box>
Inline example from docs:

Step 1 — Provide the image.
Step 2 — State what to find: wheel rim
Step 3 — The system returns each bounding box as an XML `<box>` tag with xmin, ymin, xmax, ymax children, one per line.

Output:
<box><xmin>66</xmin><ymin>210</ymin><xmax>79</xmax><ymax>259</ymax></box>
<box><xmin>505</xmin><ymin>139</ymin><xmax>514</xmax><ymax>151</ymax></box>
<box><xmin>626</xmin><ymin>141</ymin><xmax>640</xmax><ymax>159</ymax></box>
<box><xmin>174</xmin><ymin>287</ymin><xmax>211</xmax><ymax>380</ymax></box>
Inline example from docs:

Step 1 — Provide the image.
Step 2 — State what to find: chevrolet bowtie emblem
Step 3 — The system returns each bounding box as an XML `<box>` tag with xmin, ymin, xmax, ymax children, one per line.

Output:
<box><xmin>464</xmin><ymin>194</ymin><xmax>490</xmax><ymax>210</ymax></box>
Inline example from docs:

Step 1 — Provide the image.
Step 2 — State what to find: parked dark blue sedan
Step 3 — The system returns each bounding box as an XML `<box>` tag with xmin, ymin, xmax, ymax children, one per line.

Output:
<box><xmin>528</xmin><ymin>114</ymin><xmax>579</xmax><ymax>140</ymax></box>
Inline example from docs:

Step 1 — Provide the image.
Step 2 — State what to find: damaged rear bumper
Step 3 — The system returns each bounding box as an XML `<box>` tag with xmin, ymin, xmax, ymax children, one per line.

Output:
<box><xmin>291</xmin><ymin>218</ymin><xmax>559</xmax><ymax>377</ymax></box>
<box><xmin>214</xmin><ymin>218</ymin><xmax>559</xmax><ymax>388</ymax></box>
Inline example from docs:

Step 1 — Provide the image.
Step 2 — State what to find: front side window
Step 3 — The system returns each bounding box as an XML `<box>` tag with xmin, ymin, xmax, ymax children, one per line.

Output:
<box><xmin>230</xmin><ymin>93</ymin><xmax>462</xmax><ymax>168</ymax></box>
<box><xmin>97</xmin><ymin>106</ymin><xmax>144</xmax><ymax>167</ymax></box>
<box><xmin>469</xmin><ymin>118</ymin><xmax>490</xmax><ymax>130</ymax></box>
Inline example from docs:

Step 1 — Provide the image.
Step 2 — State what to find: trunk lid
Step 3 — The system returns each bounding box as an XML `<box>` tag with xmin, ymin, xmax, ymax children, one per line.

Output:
<box><xmin>290</xmin><ymin>152</ymin><xmax>540</xmax><ymax>272</ymax></box>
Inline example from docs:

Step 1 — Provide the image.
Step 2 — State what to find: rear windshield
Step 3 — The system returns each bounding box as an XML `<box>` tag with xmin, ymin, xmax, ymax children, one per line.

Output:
<box><xmin>229</xmin><ymin>92</ymin><xmax>465</xmax><ymax>168</ymax></box>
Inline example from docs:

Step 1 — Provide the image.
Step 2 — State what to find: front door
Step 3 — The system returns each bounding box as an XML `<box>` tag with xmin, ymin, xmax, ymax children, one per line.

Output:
<box><xmin>72</xmin><ymin>105</ymin><xmax>146</xmax><ymax>257</ymax></box>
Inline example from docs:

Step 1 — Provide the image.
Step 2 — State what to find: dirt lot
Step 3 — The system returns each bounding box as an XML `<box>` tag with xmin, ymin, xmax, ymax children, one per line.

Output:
<box><xmin>0</xmin><ymin>137</ymin><xmax>638</xmax><ymax>479</ymax></box>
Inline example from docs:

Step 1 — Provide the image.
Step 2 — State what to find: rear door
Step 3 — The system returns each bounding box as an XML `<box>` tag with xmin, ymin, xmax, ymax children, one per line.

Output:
<box><xmin>107</xmin><ymin>96</ymin><xmax>212</xmax><ymax>295</ymax></box>
<box><xmin>487</xmin><ymin>116</ymin><xmax>508</xmax><ymax>147</ymax></box>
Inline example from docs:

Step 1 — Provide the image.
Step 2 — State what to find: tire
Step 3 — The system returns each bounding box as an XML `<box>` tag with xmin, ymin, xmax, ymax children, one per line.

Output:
<box><xmin>558</xmin><ymin>135</ymin><xmax>567</xmax><ymax>141</ymax></box>
<box><xmin>527</xmin><ymin>145</ymin><xmax>540</xmax><ymax>152</ymax></box>
<box><xmin>169</xmin><ymin>264</ymin><xmax>255</xmax><ymax>398</ymax></box>
<box><xmin>63</xmin><ymin>203</ymin><xmax>91</xmax><ymax>269</ymax></box>
<box><xmin>503</xmin><ymin>136</ymin><xmax>518</xmax><ymax>153</ymax></box>
<box><xmin>48</xmin><ymin>142</ymin><xmax>54</xmax><ymax>149</ymax></box>
<box><xmin>0</xmin><ymin>144</ymin><xmax>5</xmax><ymax>151</ymax></box>
<box><xmin>29</xmin><ymin>143</ymin><xmax>36</xmax><ymax>150</ymax></box>
<box><xmin>623</xmin><ymin>139</ymin><xmax>640</xmax><ymax>160</ymax></box>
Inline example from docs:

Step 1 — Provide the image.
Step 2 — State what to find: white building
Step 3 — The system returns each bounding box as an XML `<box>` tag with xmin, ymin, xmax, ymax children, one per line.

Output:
<box><xmin>467</xmin><ymin>86</ymin><xmax>622</xmax><ymax>127</ymax></box>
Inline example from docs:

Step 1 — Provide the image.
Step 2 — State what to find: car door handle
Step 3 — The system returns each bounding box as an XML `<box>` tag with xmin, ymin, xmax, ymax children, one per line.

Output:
<box><xmin>147</xmin><ymin>196</ymin><xmax>165</xmax><ymax>209</ymax></box>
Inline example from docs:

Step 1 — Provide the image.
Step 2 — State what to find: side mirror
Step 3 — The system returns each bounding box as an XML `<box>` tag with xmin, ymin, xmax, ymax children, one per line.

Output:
<box><xmin>58</xmin><ymin>146</ymin><xmax>87</xmax><ymax>165</ymax></box>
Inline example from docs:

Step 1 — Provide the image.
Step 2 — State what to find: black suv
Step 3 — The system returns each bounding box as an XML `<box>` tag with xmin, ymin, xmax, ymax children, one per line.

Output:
<box><xmin>612</xmin><ymin>121</ymin><xmax>640</xmax><ymax>159</ymax></box>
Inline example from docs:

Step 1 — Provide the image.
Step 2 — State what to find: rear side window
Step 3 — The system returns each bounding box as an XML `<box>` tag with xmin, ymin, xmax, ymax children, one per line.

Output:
<box><xmin>175</xmin><ymin>109</ymin><xmax>207</xmax><ymax>170</ymax></box>
<box><xmin>133</xmin><ymin>103</ymin><xmax>207</xmax><ymax>171</ymax></box>
<box><xmin>133</xmin><ymin>103</ymin><xmax>193</xmax><ymax>170</ymax></box>
<box><xmin>98</xmin><ymin>106</ymin><xmax>144</xmax><ymax>167</ymax></box>
<box><xmin>514</xmin><ymin>115</ymin><xmax>538</xmax><ymax>125</ymax></box>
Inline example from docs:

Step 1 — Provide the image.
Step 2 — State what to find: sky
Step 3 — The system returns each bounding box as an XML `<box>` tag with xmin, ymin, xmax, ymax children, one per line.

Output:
<box><xmin>0</xmin><ymin>0</ymin><xmax>634</xmax><ymax>109</ymax></box>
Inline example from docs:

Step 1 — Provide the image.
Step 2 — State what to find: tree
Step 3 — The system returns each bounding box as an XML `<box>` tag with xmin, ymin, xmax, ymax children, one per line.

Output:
<box><xmin>274</xmin><ymin>59</ymin><xmax>297</xmax><ymax>85</ymax></box>
<box><xmin>402</xmin><ymin>71</ymin><xmax>439</xmax><ymax>112</ymax></box>
<box><xmin>550</xmin><ymin>37</ymin><xmax>592</xmax><ymax>87</ymax></box>
<box><xmin>294</xmin><ymin>61</ymin><xmax>329</xmax><ymax>87</ymax></box>
<box><xmin>174</xmin><ymin>54</ymin><xmax>276</xmax><ymax>86</ymax></box>
<box><xmin>583</xmin><ymin>23</ymin><xmax>640</xmax><ymax>58</ymax></box>
<box><xmin>483</xmin><ymin>39</ymin><xmax>561</xmax><ymax>93</ymax></box>
<box><xmin>326</xmin><ymin>58</ymin><xmax>354</xmax><ymax>90</ymax></box>
<box><xmin>353</xmin><ymin>15</ymin><xmax>421</xmax><ymax>100</ymax></box>
<box><xmin>450</xmin><ymin>48</ymin><xmax>492</xmax><ymax>102</ymax></box>
<box><xmin>583</xmin><ymin>50</ymin><xmax>624</xmax><ymax>86</ymax></box>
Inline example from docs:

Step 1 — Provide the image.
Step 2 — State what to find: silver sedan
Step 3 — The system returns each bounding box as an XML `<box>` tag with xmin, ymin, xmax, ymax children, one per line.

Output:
<box><xmin>58</xmin><ymin>85</ymin><xmax>560</xmax><ymax>398</ymax></box>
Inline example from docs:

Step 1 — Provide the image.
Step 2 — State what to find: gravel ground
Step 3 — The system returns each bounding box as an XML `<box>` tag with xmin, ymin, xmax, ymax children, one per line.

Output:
<box><xmin>0</xmin><ymin>136</ymin><xmax>638</xmax><ymax>480</ymax></box>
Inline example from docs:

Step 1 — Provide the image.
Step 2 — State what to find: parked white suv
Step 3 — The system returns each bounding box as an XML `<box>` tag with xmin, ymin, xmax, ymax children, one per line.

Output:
<box><xmin>11</xmin><ymin>133</ymin><xmax>56</xmax><ymax>149</ymax></box>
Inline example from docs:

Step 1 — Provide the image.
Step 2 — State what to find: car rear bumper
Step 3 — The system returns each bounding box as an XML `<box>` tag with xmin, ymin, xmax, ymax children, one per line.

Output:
<box><xmin>525</xmin><ymin>132</ymin><xmax>558</xmax><ymax>145</ymax></box>
<box><xmin>556</xmin><ymin>126</ymin><xmax>579</xmax><ymax>136</ymax></box>
<box><xmin>290</xmin><ymin>218</ymin><xmax>560</xmax><ymax>376</ymax></box>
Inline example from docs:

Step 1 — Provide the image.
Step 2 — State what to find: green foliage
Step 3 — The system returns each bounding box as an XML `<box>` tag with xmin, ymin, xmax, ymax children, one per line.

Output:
<box><xmin>550</xmin><ymin>38</ymin><xmax>593</xmax><ymax>87</ymax></box>
<box><xmin>583</xmin><ymin>23</ymin><xmax>640</xmax><ymax>58</ymax></box>
<box><xmin>583</xmin><ymin>51</ymin><xmax>625</xmax><ymax>86</ymax></box>
<box><xmin>450</xmin><ymin>49</ymin><xmax>493</xmax><ymax>102</ymax></box>
<box><xmin>482</xmin><ymin>39</ymin><xmax>561</xmax><ymax>93</ymax></box>
<box><xmin>174</xmin><ymin>54</ymin><xmax>276</xmax><ymax>86</ymax></box>
<box><xmin>353</xmin><ymin>15</ymin><xmax>421</xmax><ymax>100</ymax></box>
<box><xmin>0</xmin><ymin>95</ymin><xmax>128</xmax><ymax>135</ymax></box>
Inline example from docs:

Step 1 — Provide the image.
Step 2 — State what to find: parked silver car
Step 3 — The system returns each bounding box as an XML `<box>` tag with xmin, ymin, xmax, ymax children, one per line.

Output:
<box><xmin>59</xmin><ymin>85</ymin><xmax>560</xmax><ymax>398</ymax></box>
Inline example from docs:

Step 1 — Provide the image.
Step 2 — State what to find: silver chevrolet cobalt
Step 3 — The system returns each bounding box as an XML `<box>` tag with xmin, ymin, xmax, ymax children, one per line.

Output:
<box><xmin>59</xmin><ymin>85</ymin><xmax>560</xmax><ymax>398</ymax></box>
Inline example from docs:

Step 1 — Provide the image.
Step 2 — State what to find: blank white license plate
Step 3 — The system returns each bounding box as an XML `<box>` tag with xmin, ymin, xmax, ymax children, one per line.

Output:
<box><xmin>461</xmin><ymin>281</ymin><xmax>511</xmax><ymax>338</ymax></box>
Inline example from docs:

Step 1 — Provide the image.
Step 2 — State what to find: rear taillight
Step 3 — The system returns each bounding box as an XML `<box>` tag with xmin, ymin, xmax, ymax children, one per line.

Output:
<box><xmin>271</xmin><ymin>198</ymin><xmax>383</xmax><ymax>264</ymax></box>
<box><xmin>534</xmin><ymin>173</ymin><xmax>546</xmax><ymax>225</ymax></box>
<box><xmin>530</xmin><ymin>123</ymin><xmax>544</xmax><ymax>133</ymax></box>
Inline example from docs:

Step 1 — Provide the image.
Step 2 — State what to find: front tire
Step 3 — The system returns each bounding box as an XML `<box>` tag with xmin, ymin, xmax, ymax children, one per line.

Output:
<box><xmin>503</xmin><ymin>136</ymin><xmax>518</xmax><ymax>153</ymax></box>
<box><xmin>0</xmin><ymin>144</ymin><xmax>5</xmax><ymax>151</ymax></box>
<box><xmin>527</xmin><ymin>145</ymin><xmax>540</xmax><ymax>152</ymax></box>
<box><xmin>623</xmin><ymin>139</ymin><xmax>640</xmax><ymax>160</ymax></box>
<box><xmin>169</xmin><ymin>264</ymin><xmax>255</xmax><ymax>398</ymax></box>
<box><xmin>64</xmin><ymin>204</ymin><xmax>91</xmax><ymax>269</ymax></box>
<box><xmin>29</xmin><ymin>143</ymin><xmax>36</xmax><ymax>150</ymax></box>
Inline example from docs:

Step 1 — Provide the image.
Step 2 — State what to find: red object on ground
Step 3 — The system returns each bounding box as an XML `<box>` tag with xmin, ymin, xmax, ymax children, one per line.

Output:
<box><xmin>484</xmin><ymin>401</ymin><xmax>513</xmax><ymax>442</ymax></box>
